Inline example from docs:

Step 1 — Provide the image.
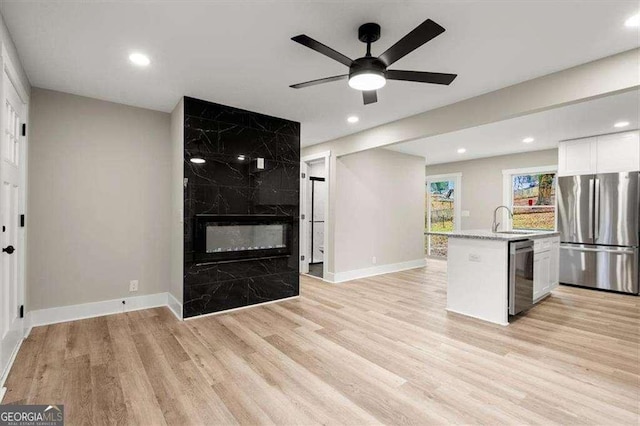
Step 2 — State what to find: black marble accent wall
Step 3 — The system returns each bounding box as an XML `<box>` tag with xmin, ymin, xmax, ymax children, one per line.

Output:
<box><xmin>182</xmin><ymin>97</ymin><xmax>300</xmax><ymax>318</ymax></box>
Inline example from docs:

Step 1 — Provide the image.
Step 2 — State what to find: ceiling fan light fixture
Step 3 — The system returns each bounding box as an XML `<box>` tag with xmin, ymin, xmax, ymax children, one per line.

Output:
<box><xmin>348</xmin><ymin>71</ymin><xmax>386</xmax><ymax>91</ymax></box>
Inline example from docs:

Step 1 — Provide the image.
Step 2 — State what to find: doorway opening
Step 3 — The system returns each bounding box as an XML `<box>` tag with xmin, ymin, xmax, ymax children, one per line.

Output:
<box><xmin>300</xmin><ymin>152</ymin><xmax>330</xmax><ymax>281</ymax></box>
<box><xmin>425</xmin><ymin>173</ymin><xmax>461</xmax><ymax>258</ymax></box>
<box><xmin>308</xmin><ymin>176</ymin><xmax>325</xmax><ymax>278</ymax></box>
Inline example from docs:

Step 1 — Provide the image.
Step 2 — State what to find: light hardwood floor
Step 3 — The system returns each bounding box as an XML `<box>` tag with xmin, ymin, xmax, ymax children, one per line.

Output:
<box><xmin>3</xmin><ymin>260</ymin><xmax>639</xmax><ymax>425</ymax></box>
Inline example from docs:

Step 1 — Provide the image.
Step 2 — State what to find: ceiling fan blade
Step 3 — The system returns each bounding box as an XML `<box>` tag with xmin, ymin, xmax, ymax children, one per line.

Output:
<box><xmin>378</xmin><ymin>19</ymin><xmax>445</xmax><ymax>66</ymax></box>
<box><xmin>386</xmin><ymin>70</ymin><xmax>457</xmax><ymax>85</ymax></box>
<box><xmin>289</xmin><ymin>74</ymin><xmax>349</xmax><ymax>89</ymax></box>
<box><xmin>292</xmin><ymin>35</ymin><xmax>353</xmax><ymax>67</ymax></box>
<box><xmin>363</xmin><ymin>90</ymin><xmax>377</xmax><ymax>105</ymax></box>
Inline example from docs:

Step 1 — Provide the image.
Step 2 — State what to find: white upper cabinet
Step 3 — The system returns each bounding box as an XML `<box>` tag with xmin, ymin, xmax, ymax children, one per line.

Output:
<box><xmin>595</xmin><ymin>131</ymin><xmax>640</xmax><ymax>174</ymax></box>
<box><xmin>558</xmin><ymin>131</ymin><xmax>640</xmax><ymax>176</ymax></box>
<box><xmin>558</xmin><ymin>137</ymin><xmax>597</xmax><ymax>176</ymax></box>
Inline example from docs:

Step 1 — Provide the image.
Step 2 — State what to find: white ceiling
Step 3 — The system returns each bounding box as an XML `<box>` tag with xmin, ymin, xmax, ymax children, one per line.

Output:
<box><xmin>387</xmin><ymin>90</ymin><xmax>640</xmax><ymax>164</ymax></box>
<box><xmin>1</xmin><ymin>1</ymin><xmax>638</xmax><ymax>147</ymax></box>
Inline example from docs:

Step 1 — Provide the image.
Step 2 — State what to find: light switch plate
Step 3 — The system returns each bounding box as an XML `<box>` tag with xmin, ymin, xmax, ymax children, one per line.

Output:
<box><xmin>461</xmin><ymin>210</ymin><xmax>470</xmax><ymax>217</ymax></box>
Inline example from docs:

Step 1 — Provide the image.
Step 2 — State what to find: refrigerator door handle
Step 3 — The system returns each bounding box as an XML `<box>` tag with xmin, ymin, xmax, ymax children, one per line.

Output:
<box><xmin>559</xmin><ymin>245</ymin><xmax>636</xmax><ymax>255</ymax></box>
<box><xmin>594</xmin><ymin>178</ymin><xmax>600</xmax><ymax>240</ymax></box>
<box><xmin>588</xmin><ymin>178</ymin><xmax>594</xmax><ymax>239</ymax></box>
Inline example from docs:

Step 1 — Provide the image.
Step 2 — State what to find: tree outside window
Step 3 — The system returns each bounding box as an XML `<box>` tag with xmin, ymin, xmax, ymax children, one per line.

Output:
<box><xmin>511</xmin><ymin>173</ymin><xmax>556</xmax><ymax>230</ymax></box>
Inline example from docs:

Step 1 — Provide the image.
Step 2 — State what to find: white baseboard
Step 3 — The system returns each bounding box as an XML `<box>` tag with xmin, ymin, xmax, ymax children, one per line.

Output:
<box><xmin>183</xmin><ymin>295</ymin><xmax>300</xmax><ymax>321</ymax></box>
<box><xmin>0</xmin><ymin>331</ymin><xmax>26</xmax><ymax>402</ymax></box>
<box><xmin>167</xmin><ymin>292</ymin><xmax>183</xmax><ymax>320</ymax></box>
<box><xmin>445</xmin><ymin>308</ymin><xmax>509</xmax><ymax>326</ymax></box>
<box><xmin>28</xmin><ymin>292</ymin><xmax>169</xmax><ymax>328</ymax></box>
<box><xmin>329</xmin><ymin>258</ymin><xmax>426</xmax><ymax>283</ymax></box>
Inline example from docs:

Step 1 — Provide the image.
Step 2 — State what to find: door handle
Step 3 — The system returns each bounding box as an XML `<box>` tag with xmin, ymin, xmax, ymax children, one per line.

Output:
<box><xmin>594</xmin><ymin>178</ymin><xmax>600</xmax><ymax>240</ymax></box>
<box><xmin>560</xmin><ymin>245</ymin><xmax>635</xmax><ymax>255</ymax></box>
<box><xmin>2</xmin><ymin>245</ymin><xmax>15</xmax><ymax>254</ymax></box>
<box><xmin>588</xmin><ymin>179</ymin><xmax>593</xmax><ymax>239</ymax></box>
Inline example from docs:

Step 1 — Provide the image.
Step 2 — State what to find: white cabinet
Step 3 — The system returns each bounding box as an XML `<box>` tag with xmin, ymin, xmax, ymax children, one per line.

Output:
<box><xmin>558</xmin><ymin>131</ymin><xmax>640</xmax><ymax>176</ymax></box>
<box><xmin>558</xmin><ymin>137</ymin><xmax>597</xmax><ymax>176</ymax></box>
<box><xmin>533</xmin><ymin>250</ymin><xmax>551</xmax><ymax>301</ymax></box>
<box><xmin>533</xmin><ymin>236</ymin><xmax>560</xmax><ymax>302</ymax></box>
<box><xmin>595</xmin><ymin>131</ymin><xmax>640</xmax><ymax>174</ymax></box>
<box><xmin>549</xmin><ymin>238</ymin><xmax>559</xmax><ymax>290</ymax></box>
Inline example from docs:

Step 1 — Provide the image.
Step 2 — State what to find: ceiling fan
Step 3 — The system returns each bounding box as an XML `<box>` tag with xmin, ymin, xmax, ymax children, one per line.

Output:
<box><xmin>290</xmin><ymin>19</ymin><xmax>457</xmax><ymax>105</ymax></box>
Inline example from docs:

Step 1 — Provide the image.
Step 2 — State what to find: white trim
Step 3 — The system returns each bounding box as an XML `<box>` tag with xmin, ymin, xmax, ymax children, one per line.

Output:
<box><xmin>302</xmin><ymin>272</ymin><xmax>332</xmax><ymax>283</ymax></box>
<box><xmin>183</xmin><ymin>295</ymin><xmax>300</xmax><ymax>321</ymax></box>
<box><xmin>1</xmin><ymin>43</ymin><xmax>30</xmax><ymax>387</ymax></box>
<box><xmin>168</xmin><ymin>292</ymin><xmax>183</xmax><ymax>320</ymax></box>
<box><xmin>300</xmin><ymin>150</ymin><xmax>331</xmax><ymax>280</ymax></box>
<box><xmin>502</xmin><ymin>165</ymin><xmax>557</xmax><ymax>176</ymax></box>
<box><xmin>445</xmin><ymin>308</ymin><xmax>509</xmax><ymax>326</ymax></box>
<box><xmin>426</xmin><ymin>173</ymin><xmax>462</xmax><ymax>257</ymax></box>
<box><xmin>425</xmin><ymin>172</ymin><xmax>462</xmax><ymax>181</ymax></box>
<box><xmin>502</xmin><ymin>165</ymin><xmax>558</xmax><ymax>231</ymax></box>
<box><xmin>299</xmin><ymin>161</ymin><xmax>309</xmax><ymax>274</ymax></box>
<box><xmin>329</xmin><ymin>258</ymin><xmax>426</xmax><ymax>283</ymax></box>
<box><xmin>0</xmin><ymin>332</ymin><xmax>25</xmax><ymax>401</ymax></box>
<box><xmin>301</xmin><ymin>150</ymin><xmax>331</xmax><ymax>163</ymax></box>
<box><xmin>1</xmin><ymin>44</ymin><xmax>29</xmax><ymax>103</ymax></box>
<box><xmin>28</xmin><ymin>293</ymin><xmax>170</xmax><ymax>328</ymax></box>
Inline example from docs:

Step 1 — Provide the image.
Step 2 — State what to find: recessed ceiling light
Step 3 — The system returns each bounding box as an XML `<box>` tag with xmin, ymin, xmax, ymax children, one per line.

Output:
<box><xmin>625</xmin><ymin>13</ymin><xmax>639</xmax><ymax>27</ymax></box>
<box><xmin>129</xmin><ymin>52</ymin><xmax>150</xmax><ymax>66</ymax></box>
<box><xmin>457</xmin><ymin>148</ymin><xmax>466</xmax><ymax>154</ymax></box>
<box><xmin>347</xmin><ymin>116</ymin><xmax>359</xmax><ymax>123</ymax></box>
<box><xmin>190</xmin><ymin>157</ymin><xmax>205</xmax><ymax>164</ymax></box>
<box><xmin>614</xmin><ymin>121</ymin><xmax>630</xmax><ymax>128</ymax></box>
<box><xmin>522</xmin><ymin>137</ymin><xmax>535</xmax><ymax>143</ymax></box>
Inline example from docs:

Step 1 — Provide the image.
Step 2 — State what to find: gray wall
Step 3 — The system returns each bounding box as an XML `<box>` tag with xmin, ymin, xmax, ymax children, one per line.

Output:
<box><xmin>334</xmin><ymin>149</ymin><xmax>425</xmax><ymax>274</ymax></box>
<box><xmin>28</xmin><ymin>88</ymin><xmax>172</xmax><ymax>310</ymax></box>
<box><xmin>425</xmin><ymin>149</ymin><xmax>558</xmax><ymax>230</ymax></box>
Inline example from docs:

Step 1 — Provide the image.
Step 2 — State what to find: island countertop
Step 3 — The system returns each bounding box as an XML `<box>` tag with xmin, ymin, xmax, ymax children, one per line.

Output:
<box><xmin>425</xmin><ymin>229</ymin><xmax>560</xmax><ymax>241</ymax></box>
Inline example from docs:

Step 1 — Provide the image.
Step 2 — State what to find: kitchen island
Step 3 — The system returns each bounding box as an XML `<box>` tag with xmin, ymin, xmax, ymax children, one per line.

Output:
<box><xmin>428</xmin><ymin>230</ymin><xmax>560</xmax><ymax>325</ymax></box>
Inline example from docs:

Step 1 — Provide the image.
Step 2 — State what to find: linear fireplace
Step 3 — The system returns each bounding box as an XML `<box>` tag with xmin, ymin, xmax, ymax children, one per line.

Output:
<box><xmin>194</xmin><ymin>215</ymin><xmax>293</xmax><ymax>262</ymax></box>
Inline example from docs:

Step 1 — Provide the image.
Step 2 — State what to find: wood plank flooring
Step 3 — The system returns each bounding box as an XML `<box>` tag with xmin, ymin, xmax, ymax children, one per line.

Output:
<box><xmin>3</xmin><ymin>259</ymin><xmax>639</xmax><ymax>425</ymax></box>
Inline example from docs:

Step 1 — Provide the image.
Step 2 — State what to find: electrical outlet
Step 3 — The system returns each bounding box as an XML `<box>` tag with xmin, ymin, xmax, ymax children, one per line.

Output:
<box><xmin>129</xmin><ymin>280</ymin><xmax>139</xmax><ymax>292</ymax></box>
<box><xmin>372</xmin><ymin>256</ymin><xmax>377</xmax><ymax>264</ymax></box>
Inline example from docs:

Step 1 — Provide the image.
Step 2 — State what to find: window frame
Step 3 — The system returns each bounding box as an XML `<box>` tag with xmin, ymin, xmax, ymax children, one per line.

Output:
<box><xmin>502</xmin><ymin>165</ymin><xmax>558</xmax><ymax>232</ymax></box>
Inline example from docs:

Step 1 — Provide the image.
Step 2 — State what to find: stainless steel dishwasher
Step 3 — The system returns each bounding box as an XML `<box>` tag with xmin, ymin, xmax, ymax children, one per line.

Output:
<box><xmin>509</xmin><ymin>240</ymin><xmax>534</xmax><ymax>316</ymax></box>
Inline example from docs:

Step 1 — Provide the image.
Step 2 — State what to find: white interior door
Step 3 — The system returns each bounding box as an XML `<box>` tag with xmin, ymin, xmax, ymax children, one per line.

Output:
<box><xmin>0</xmin><ymin>71</ymin><xmax>25</xmax><ymax>385</ymax></box>
<box><xmin>299</xmin><ymin>161</ymin><xmax>309</xmax><ymax>274</ymax></box>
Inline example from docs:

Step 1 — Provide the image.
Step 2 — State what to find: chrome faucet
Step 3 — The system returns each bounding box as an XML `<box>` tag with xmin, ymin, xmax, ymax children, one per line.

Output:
<box><xmin>492</xmin><ymin>205</ymin><xmax>513</xmax><ymax>233</ymax></box>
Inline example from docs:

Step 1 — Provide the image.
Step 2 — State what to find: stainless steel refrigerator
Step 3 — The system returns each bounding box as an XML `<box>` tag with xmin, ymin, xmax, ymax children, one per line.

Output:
<box><xmin>558</xmin><ymin>172</ymin><xmax>639</xmax><ymax>294</ymax></box>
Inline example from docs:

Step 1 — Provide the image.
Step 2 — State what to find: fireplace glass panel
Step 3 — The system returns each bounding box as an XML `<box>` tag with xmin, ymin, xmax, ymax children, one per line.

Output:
<box><xmin>206</xmin><ymin>223</ymin><xmax>288</xmax><ymax>253</ymax></box>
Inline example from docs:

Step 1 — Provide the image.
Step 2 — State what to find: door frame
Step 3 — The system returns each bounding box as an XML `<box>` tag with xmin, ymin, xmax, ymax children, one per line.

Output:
<box><xmin>425</xmin><ymin>173</ymin><xmax>462</xmax><ymax>257</ymax></box>
<box><xmin>0</xmin><ymin>42</ymin><xmax>29</xmax><ymax>394</ymax></box>
<box><xmin>300</xmin><ymin>151</ymin><xmax>331</xmax><ymax>280</ymax></box>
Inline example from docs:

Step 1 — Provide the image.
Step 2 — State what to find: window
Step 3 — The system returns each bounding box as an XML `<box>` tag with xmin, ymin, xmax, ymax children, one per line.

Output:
<box><xmin>426</xmin><ymin>174</ymin><xmax>461</xmax><ymax>258</ymax></box>
<box><xmin>508</xmin><ymin>171</ymin><xmax>556</xmax><ymax>231</ymax></box>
